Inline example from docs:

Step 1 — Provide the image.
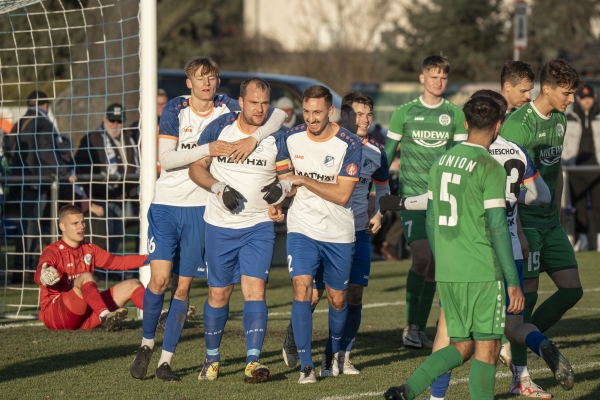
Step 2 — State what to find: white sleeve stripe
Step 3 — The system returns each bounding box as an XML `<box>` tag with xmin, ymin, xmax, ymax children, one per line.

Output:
<box><xmin>484</xmin><ymin>198</ymin><xmax>505</xmax><ymax>209</ymax></box>
<box><xmin>386</xmin><ymin>131</ymin><xmax>403</xmax><ymax>141</ymax></box>
<box><xmin>427</xmin><ymin>190</ymin><xmax>433</xmax><ymax>200</ymax></box>
<box><xmin>454</xmin><ymin>134</ymin><xmax>468</xmax><ymax>141</ymax></box>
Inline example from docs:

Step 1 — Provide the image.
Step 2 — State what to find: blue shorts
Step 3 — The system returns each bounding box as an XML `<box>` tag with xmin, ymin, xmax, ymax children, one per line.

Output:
<box><xmin>205</xmin><ymin>222</ymin><xmax>275</xmax><ymax>287</ymax></box>
<box><xmin>287</xmin><ymin>233</ymin><xmax>354</xmax><ymax>291</ymax></box>
<box><xmin>314</xmin><ymin>230</ymin><xmax>370</xmax><ymax>289</ymax></box>
<box><xmin>146</xmin><ymin>204</ymin><xmax>206</xmax><ymax>278</ymax></box>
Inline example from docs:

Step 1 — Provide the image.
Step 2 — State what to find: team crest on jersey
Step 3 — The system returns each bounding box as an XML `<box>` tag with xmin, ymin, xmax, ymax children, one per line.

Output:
<box><xmin>557</xmin><ymin>123</ymin><xmax>564</xmax><ymax>137</ymax></box>
<box><xmin>84</xmin><ymin>254</ymin><xmax>92</xmax><ymax>265</ymax></box>
<box><xmin>438</xmin><ymin>114</ymin><xmax>451</xmax><ymax>126</ymax></box>
<box><xmin>324</xmin><ymin>155</ymin><xmax>335</xmax><ymax>167</ymax></box>
<box><xmin>346</xmin><ymin>163</ymin><xmax>358</xmax><ymax>176</ymax></box>
<box><xmin>363</xmin><ymin>159</ymin><xmax>372</xmax><ymax>168</ymax></box>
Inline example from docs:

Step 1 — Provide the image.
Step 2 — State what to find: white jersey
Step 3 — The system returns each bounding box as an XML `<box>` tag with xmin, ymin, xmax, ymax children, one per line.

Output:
<box><xmin>200</xmin><ymin>113</ymin><xmax>291</xmax><ymax>229</ymax></box>
<box><xmin>488</xmin><ymin>135</ymin><xmax>539</xmax><ymax>260</ymax></box>
<box><xmin>285</xmin><ymin>123</ymin><xmax>362</xmax><ymax>243</ymax></box>
<box><xmin>350</xmin><ymin>136</ymin><xmax>389</xmax><ymax>231</ymax></box>
<box><xmin>152</xmin><ymin>95</ymin><xmax>239</xmax><ymax>207</ymax></box>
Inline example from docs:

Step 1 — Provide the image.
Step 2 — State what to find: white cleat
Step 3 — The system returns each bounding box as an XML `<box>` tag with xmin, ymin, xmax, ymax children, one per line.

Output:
<box><xmin>499</xmin><ymin>341</ymin><xmax>513</xmax><ymax>369</ymax></box>
<box><xmin>338</xmin><ymin>350</ymin><xmax>360</xmax><ymax>375</ymax></box>
<box><xmin>418</xmin><ymin>331</ymin><xmax>433</xmax><ymax>349</ymax></box>
<box><xmin>509</xmin><ymin>377</ymin><xmax>553</xmax><ymax>399</ymax></box>
<box><xmin>298</xmin><ymin>365</ymin><xmax>317</xmax><ymax>384</ymax></box>
<box><xmin>402</xmin><ymin>324</ymin><xmax>422</xmax><ymax>349</ymax></box>
<box><xmin>320</xmin><ymin>351</ymin><xmax>339</xmax><ymax>377</ymax></box>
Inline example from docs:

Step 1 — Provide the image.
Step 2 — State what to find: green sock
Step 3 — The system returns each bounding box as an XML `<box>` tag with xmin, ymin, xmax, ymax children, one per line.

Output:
<box><xmin>512</xmin><ymin>341</ymin><xmax>528</xmax><ymax>368</ymax></box>
<box><xmin>417</xmin><ymin>281</ymin><xmax>436</xmax><ymax>330</ymax></box>
<box><xmin>406</xmin><ymin>270</ymin><xmax>426</xmax><ymax>326</ymax></box>
<box><xmin>531</xmin><ymin>287</ymin><xmax>583</xmax><ymax>333</ymax></box>
<box><xmin>523</xmin><ymin>291</ymin><xmax>538</xmax><ymax>324</ymax></box>
<box><xmin>501</xmin><ymin>336</ymin><xmax>508</xmax><ymax>345</ymax></box>
<box><xmin>405</xmin><ymin>345</ymin><xmax>463</xmax><ymax>400</ymax></box>
<box><xmin>469</xmin><ymin>359</ymin><xmax>497</xmax><ymax>399</ymax></box>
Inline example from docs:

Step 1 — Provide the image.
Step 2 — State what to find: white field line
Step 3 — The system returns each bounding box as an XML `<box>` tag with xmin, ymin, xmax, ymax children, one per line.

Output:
<box><xmin>0</xmin><ymin>322</ymin><xmax>43</xmax><ymax>330</ymax></box>
<box><xmin>319</xmin><ymin>362</ymin><xmax>600</xmax><ymax>400</ymax></box>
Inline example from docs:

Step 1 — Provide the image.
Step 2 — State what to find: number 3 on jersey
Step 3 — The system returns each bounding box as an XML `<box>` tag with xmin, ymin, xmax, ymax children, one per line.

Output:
<box><xmin>439</xmin><ymin>172</ymin><xmax>461</xmax><ymax>226</ymax></box>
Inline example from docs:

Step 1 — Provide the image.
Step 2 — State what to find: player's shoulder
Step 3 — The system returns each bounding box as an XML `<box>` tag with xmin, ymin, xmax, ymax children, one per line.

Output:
<box><xmin>164</xmin><ymin>96</ymin><xmax>191</xmax><ymax>114</ymax></box>
<box><xmin>394</xmin><ymin>98</ymin><xmax>421</xmax><ymax>113</ymax></box>
<box><xmin>284</xmin><ymin>123</ymin><xmax>307</xmax><ymax>137</ymax></box>
<box><xmin>364</xmin><ymin>136</ymin><xmax>385</xmax><ymax>153</ymax></box>
<box><xmin>441</xmin><ymin>99</ymin><xmax>463</xmax><ymax>112</ymax></box>
<box><xmin>335</xmin><ymin>126</ymin><xmax>361</xmax><ymax>148</ymax></box>
<box><xmin>213</xmin><ymin>111</ymin><xmax>239</xmax><ymax>128</ymax></box>
<box><xmin>214</xmin><ymin>94</ymin><xmax>235</xmax><ymax>108</ymax></box>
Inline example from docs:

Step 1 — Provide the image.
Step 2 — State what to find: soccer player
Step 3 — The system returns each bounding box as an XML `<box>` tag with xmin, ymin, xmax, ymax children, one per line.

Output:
<box><xmin>129</xmin><ymin>57</ymin><xmax>286</xmax><ymax>382</ymax></box>
<box><xmin>384</xmin><ymin>96</ymin><xmax>523</xmax><ymax>400</ymax></box>
<box><xmin>281</xmin><ymin>92</ymin><xmax>389</xmax><ymax>376</ymax></box>
<box><xmin>501</xmin><ymin>61</ymin><xmax>535</xmax><ymax>115</ymax></box>
<box><xmin>188</xmin><ymin>78</ymin><xmax>292</xmax><ymax>384</ymax></box>
<box><xmin>384</xmin><ymin>54</ymin><xmax>467</xmax><ymax>348</ymax></box>
<box><xmin>34</xmin><ymin>205</ymin><xmax>147</xmax><ymax>332</ymax></box>
<box><xmin>283</xmin><ymin>85</ymin><xmax>362</xmax><ymax>383</ymax></box>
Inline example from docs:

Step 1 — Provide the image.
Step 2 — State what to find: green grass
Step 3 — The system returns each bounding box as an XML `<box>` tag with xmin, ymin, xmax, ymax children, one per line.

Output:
<box><xmin>1</xmin><ymin>253</ymin><xmax>600</xmax><ymax>399</ymax></box>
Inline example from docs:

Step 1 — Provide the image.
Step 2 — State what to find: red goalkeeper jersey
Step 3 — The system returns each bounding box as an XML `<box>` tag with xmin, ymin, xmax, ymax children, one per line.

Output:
<box><xmin>34</xmin><ymin>239</ymin><xmax>147</xmax><ymax>311</ymax></box>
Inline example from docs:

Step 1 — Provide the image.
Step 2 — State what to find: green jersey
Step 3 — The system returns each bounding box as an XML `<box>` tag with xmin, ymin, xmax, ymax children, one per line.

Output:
<box><xmin>500</xmin><ymin>102</ymin><xmax>566</xmax><ymax>228</ymax></box>
<box><xmin>385</xmin><ymin>97</ymin><xmax>467</xmax><ymax>197</ymax></box>
<box><xmin>427</xmin><ymin>143</ymin><xmax>508</xmax><ymax>283</ymax></box>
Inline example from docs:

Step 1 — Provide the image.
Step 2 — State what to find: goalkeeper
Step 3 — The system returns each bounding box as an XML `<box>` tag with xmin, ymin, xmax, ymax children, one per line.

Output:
<box><xmin>34</xmin><ymin>205</ymin><xmax>148</xmax><ymax>332</ymax></box>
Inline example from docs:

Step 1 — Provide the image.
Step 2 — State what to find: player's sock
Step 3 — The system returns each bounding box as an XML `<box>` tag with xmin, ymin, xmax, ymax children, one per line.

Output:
<box><xmin>430</xmin><ymin>371</ymin><xmax>451</xmax><ymax>399</ymax></box>
<box><xmin>243</xmin><ymin>300</ymin><xmax>268</xmax><ymax>364</ymax></box>
<box><xmin>501</xmin><ymin>336</ymin><xmax>508</xmax><ymax>345</ymax></box>
<box><xmin>204</xmin><ymin>300</ymin><xmax>229</xmax><ymax>362</ymax></box>
<box><xmin>81</xmin><ymin>281</ymin><xmax>108</xmax><ymax>317</ymax></box>
<box><xmin>406</xmin><ymin>270</ymin><xmax>426</xmax><ymax>326</ymax></box>
<box><xmin>468</xmin><ymin>359</ymin><xmax>496</xmax><ymax>399</ymax></box>
<box><xmin>523</xmin><ymin>291</ymin><xmax>538</xmax><ymax>324</ymax></box>
<box><xmin>291</xmin><ymin>299</ymin><xmax>313</xmax><ymax>369</ymax></box>
<box><xmin>405</xmin><ymin>345</ymin><xmax>463</xmax><ymax>398</ymax></box>
<box><xmin>513</xmin><ymin>365</ymin><xmax>530</xmax><ymax>379</ymax></box>
<box><xmin>417</xmin><ymin>281</ymin><xmax>436</xmax><ymax>330</ymax></box>
<box><xmin>328</xmin><ymin>303</ymin><xmax>348</xmax><ymax>354</ymax></box>
<box><xmin>158</xmin><ymin>350</ymin><xmax>174</xmax><ymax>366</ymax></box>
<box><xmin>130</xmin><ymin>285</ymin><xmax>144</xmax><ymax>309</ymax></box>
<box><xmin>142</xmin><ymin>286</ymin><xmax>164</xmax><ymax>341</ymax></box>
<box><xmin>163</xmin><ymin>298</ymin><xmax>189</xmax><ymax>353</ymax></box>
<box><xmin>340</xmin><ymin>303</ymin><xmax>362</xmax><ymax>352</ymax></box>
<box><xmin>511</xmin><ymin>342</ymin><xmax>528</xmax><ymax>371</ymax></box>
<box><xmin>525</xmin><ymin>331</ymin><xmax>547</xmax><ymax>357</ymax></box>
<box><xmin>141</xmin><ymin>337</ymin><xmax>154</xmax><ymax>349</ymax></box>
<box><xmin>531</xmin><ymin>287</ymin><xmax>583</xmax><ymax>333</ymax></box>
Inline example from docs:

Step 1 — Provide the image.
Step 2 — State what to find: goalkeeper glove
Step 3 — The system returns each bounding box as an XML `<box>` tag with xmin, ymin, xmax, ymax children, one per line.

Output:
<box><xmin>379</xmin><ymin>195</ymin><xmax>406</xmax><ymax>214</ymax></box>
<box><xmin>261</xmin><ymin>179</ymin><xmax>292</xmax><ymax>205</ymax></box>
<box><xmin>40</xmin><ymin>262</ymin><xmax>61</xmax><ymax>286</ymax></box>
<box><xmin>211</xmin><ymin>182</ymin><xmax>243</xmax><ymax>211</ymax></box>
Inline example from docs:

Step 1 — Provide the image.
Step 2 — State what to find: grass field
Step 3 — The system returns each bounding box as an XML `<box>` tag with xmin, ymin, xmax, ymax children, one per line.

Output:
<box><xmin>1</xmin><ymin>252</ymin><xmax>599</xmax><ymax>399</ymax></box>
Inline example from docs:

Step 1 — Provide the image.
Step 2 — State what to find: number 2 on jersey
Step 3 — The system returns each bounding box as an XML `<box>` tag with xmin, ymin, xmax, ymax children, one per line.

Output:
<box><xmin>439</xmin><ymin>172</ymin><xmax>461</xmax><ymax>226</ymax></box>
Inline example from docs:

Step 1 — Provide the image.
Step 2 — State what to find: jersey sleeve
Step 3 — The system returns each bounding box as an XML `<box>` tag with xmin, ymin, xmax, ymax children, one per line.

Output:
<box><xmin>500</xmin><ymin>114</ymin><xmax>531</xmax><ymax>148</ymax></box>
<box><xmin>372</xmin><ymin>150</ymin><xmax>390</xmax><ymax>185</ymax></box>
<box><xmin>92</xmin><ymin>244</ymin><xmax>147</xmax><ymax>271</ymax></box>
<box><xmin>452</xmin><ymin>108</ymin><xmax>467</xmax><ymax>143</ymax></box>
<box><xmin>518</xmin><ymin>144</ymin><xmax>539</xmax><ymax>183</ymax></box>
<box><xmin>338</xmin><ymin>136</ymin><xmax>362</xmax><ymax>181</ymax></box>
<box><xmin>482</xmin><ymin>161</ymin><xmax>507</xmax><ymax>209</ymax></box>
<box><xmin>158</xmin><ymin>98</ymin><xmax>182</xmax><ymax>140</ymax></box>
<box><xmin>217</xmin><ymin>95</ymin><xmax>241</xmax><ymax>113</ymax></box>
<box><xmin>198</xmin><ymin>112</ymin><xmax>238</xmax><ymax>146</ymax></box>
<box><xmin>274</xmin><ymin>130</ymin><xmax>293</xmax><ymax>175</ymax></box>
<box><xmin>384</xmin><ymin>106</ymin><xmax>405</xmax><ymax>166</ymax></box>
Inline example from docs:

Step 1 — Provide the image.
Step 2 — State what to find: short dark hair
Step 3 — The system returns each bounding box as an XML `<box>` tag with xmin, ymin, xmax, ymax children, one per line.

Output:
<box><xmin>470</xmin><ymin>89</ymin><xmax>508</xmax><ymax>117</ymax></box>
<box><xmin>27</xmin><ymin>90</ymin><xmax>49</xmax><ymax>107</ymax></box>
<box><xmin>463</xmin><ymin>96</ymin><xmax>502</xmax><ymax>132</ymax></box>
<box><xmin>341</xmin><ymin>92</ymin><xmax>374</xmax><ymax>114</ymax></box>
<box><xmin>302</xmin><ymin>85</ymin><xmax>333</xmax><ymax>109</ymax></box>
<box><xmin>540</xmin><ymin>59</ymin><xmax>584</xmax><ymax>91</ymax></box>
<box><xmin>59</xmin><ymin>204</ymin><xmax>83</xmax><ymax>222</ymax></box>
<box><xmin>500</xmin><ymin>61</ymin><xmax>535</xmax><ymax>87</ymax></box>
<box><xmin>422</xmin><ymin>53</ymin><xmax>451</xmax><ymax>74</ymax></box>
<box><xmin>184</xmin><ymin>56</ymin><xmax>220</xmax><ymax>79</ymax></box>
<box><xmin>240</xmin><ymin>78</ymin><xmax>271</xmax><ymax>98</ymax></box>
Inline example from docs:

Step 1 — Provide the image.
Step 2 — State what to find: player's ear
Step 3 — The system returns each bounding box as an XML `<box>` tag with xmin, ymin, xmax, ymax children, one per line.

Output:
<box><xmin>464</xmin><ymin>120</ymin><xmax>469</xmax><ymax>131</ymax></box>
<box><xmin>238</xmin><ymin>97</ymin><xmax>243</xmax><ymax>110</ymax></box>
<box><xmin>419</xmin><ymin>74</ymin><xmax>425</xmax><ymax>84</ymax></box>
<box><xmin>186</xmin><ymin>79</ymin><xmax>192</xmax><ymax>90</ymax></box>
<box><xmin>328</xmin><ymin>105</ymin><xmax>335</xmax><ymax>118</ymax></box>
<box><xmin>340</xmin><ymin>110</ymin><xmax>348</xmax><ymax>122</ymax></box>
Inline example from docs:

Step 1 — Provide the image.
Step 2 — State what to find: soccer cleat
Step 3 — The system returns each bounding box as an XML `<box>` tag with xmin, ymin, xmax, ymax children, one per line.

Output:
<box><xmin>402</xmin><ymin>324</ymin><xmax>422</xmax><ymax>349</ymax></box>
<box><xmin>499</xmin><ymin>340</ymin><xmax>513</xmax><ymax>369</ymax></box>
<box><xmin>298</xmin><ymin>365</ymin><xmax>317</xmax><ymax>384</ymax></box>
<box><xmin>338</xmin><ymin>350</ymin><xmax>360</xmax><ymax>375</ymax></box>
<box><xmin>155</xmin><ymin>362</ymin><xmax>180</xmax><ymax>381</ymax></box>
<box><xmin>282</xmin><ymin>323</ymin><xmax>299</xmax><ymax>367</ymax></box>
<box><xmin>418</xmin><ymin>331</ymin><xmax>433</xmax><ymax>349</ymax></box>
<box><xmin>383</xmin><ymin>384</ymin><xmax>409</xmax><ymax>400</ymax></box>
<box><xmin>509</xmin><ymin>377</ymin><xmax>552</xmax><ymax>399</ymax></box>
<box><xmin>100</xmin><ymin>307</ymin><xmax>128</xmax><ymax>332</ymax></box>
<box><xmin>130</xmin><ymin>345</ymin><xmax>154</xmax><ymax>380</ymax></box>
<box><xmin>320</xmin><ymin>351</ymin><xmax>339</xmax><ymax>377</ymax></box>
<box><xmin>198</xmin><ymin>359</ymin><xmax>220</xmax><ymax>381</ymax></box>
<box><xmin>539</xmin><ymin>339</ymin><xmax>574</xmax><ymax>390</ymax></box>
<box><xmin>243</xmin><ymin>360</ymin><xmax>270</xmax><ymax>383</ymax></box>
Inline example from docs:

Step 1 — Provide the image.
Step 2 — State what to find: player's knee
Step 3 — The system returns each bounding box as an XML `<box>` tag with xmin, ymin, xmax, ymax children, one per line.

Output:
<box><xmin>173</xmin><ymin>288</ymin><xmax>190</xmax><ymax>301</ymax></box>
<box><xmin>411</xmin><ymin>255</ymin><xmax>430</xmax><ymax>274</ymax></box>
<box><xmin>347</xmin><ymin>285</ymin><xmax>364</xmax><ymax>305</ymax></box>
<box><xmin>149</xmin><ymin>276</ymin><xmax>169</xmax><ymax>294</ymax></box>
<box><xmin>127</xmin><ymin>278</ymin><xmax>142</xmax><ymax>287</ymax></box>
<box><xmin>559</xmin><ymin>287</ymin><xmax>583</xmax><ymax>307</ymax></box>
<box><xmin>208</xmin><ymin>287</ymin><xmax>231</xmax><ymax>307</ymax></box>
<box><xmin>75</xmin><ymin>272</ymin><xmax>94</xmax><ymax>285</ymax></box>
<box><xmin>328</xmin><ymin>295</ymin><xmax>346</xmax><ymax>311</ymax></box>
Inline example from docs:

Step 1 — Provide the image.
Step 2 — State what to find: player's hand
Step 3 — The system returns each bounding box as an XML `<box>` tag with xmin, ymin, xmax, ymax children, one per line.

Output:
<box><xmin>230</xmin><ymin>137</ymin><xmax>258</xmax><ymax>163</ymax></box>
<box><xmin>366</xmin><ymin>212</ymin><xmax>382</xmax><ymax>235</ymax></box>
<box><xmin>211</xmin><ymin>182</ymin><xmax>243</xmax><ymax>211</ymax></box>
<box><xmin>261</xmin><ymin>179</ymin><xmax>293</xmax><ymax>205</ymax></box>
<box><xmin>209</xmin><ymin>140</ymin><xmax>235</xmax><ymax>157</ymax></box>
<box><xmin>507</xmin><ymin>285</ymin><xmax>524</xmax><ymax>314</ymax></box>
<box><xmin>518</xmin><ymin>230</ymin><xmax>530</xmax><ymax>260</ymax></box>
<box><xmin>268</xmin><ymin>204</ymin><xmax>285</xmax><ymax>223</ymax></box>
<box><xmin>40</xmin><ymin>262</ymin><xmax>61</xmax><ymax>286</ymax></box>
<box><xmin>286</xmin><ymin>174</ymin><xmax>304</xmax><ymax>187</ymax></box>
<box><xmin>379</xmin><ymin>195</ymin><xmax>405</xmax><ymax>214</ymax></box>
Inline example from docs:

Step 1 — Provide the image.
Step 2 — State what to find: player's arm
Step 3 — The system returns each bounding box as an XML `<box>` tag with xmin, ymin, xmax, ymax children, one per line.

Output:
<box><xmin>288</xmin><ymin>174</ymin><xmax>357</xmax><ymax>206</ymax></box>
<box><xmin>555</xmin><ymin>163</ymin><xmax>564</xmax><ymax>213</ymax></box>
<box><xmin>93</xmin><ymin>245</ymin><xmax>148</xmax><ymax>271</ymax></box>
<box><xmin>383</xmin><ymin>107</ymin><xmax>405</xmax><ymax>167</ymax></box>
<box><xmin>452</xmin><ymin>109</ymin><xmax>468</xmax><ymax>144</ymax></box>
<box><xmin>425</xmin><ymin>194</ymin><xmax>435</xmax><ymax>256</ymax></box>
<box><xmin>230</xmin><ymin>108</ymin><xmax>287</xmax><ymax>163</ymax></box>
<box><xmin>516</xmin><ymin>215</ymin><xmax>529</xmax><ymax>260</ymax></box>
<box><xmin>379</xmin><ymin>192</ymin><xmax>428</xmax><ymax>213</ymax></box>
<box><xmin>372</xmin><ymin>151</ymin><xmax>391</xmax><ymax>215</ymax></box>
<box><xmin>517</xmin><ymin>144</ymin><xmax>550</xmax><ymax>205</ymax></box>
<box><xmin>34</xmin><ymin>248</ymin><xmax>63</xmax><ymax>287</ymax></box>
<box><xmin>188</xmin><ymin>157</ymin><xmax>244</xmax><ymax>212</ymax></box>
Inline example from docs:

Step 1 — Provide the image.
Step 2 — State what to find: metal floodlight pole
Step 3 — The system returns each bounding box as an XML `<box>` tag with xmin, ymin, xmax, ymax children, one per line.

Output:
<box><xmin>513</xmin><ymin>0</ymin><xmax>528</xmax><ymax>61</ymax></box>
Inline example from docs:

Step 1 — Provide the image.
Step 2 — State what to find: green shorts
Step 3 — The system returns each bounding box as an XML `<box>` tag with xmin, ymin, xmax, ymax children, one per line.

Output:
<box><xmin>438</xmin><ymin>281</ymin><xmax>505</xmax><ymax>342</ymax></box>
<box><xmin>400</xmin><ymin>210</ymin><xmax>428</xmax><ymax>244</ymax></box>
<box><xmin>521</xmin><ymin>225</ymin><xmax>578</xmax><ymax>280</ymax></box>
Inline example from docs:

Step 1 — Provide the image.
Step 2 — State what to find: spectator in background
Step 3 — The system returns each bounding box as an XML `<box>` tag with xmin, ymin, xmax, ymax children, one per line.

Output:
<box><xmin>75</xmin><ymin>104</ymin><xmax>139</xmax><ymax>253</ymax></box>
<box><xmin>4</xmin><ymin>91</ymin><xmax>75</xmax><ymax>282</ymax></box>
<box><xmin>276</xmin><ymin>96</ymin><xmax>298</xmax><ymax>128</ymax></box>
<box><xmin>130</xmin><ymin>88</ymin><xmax>169</xmax><ymax>146</ymax></box>
<box><xmin>563</xmin><ymin>84</ymin><xmax>600</xmax><ymax>252</ymax></box>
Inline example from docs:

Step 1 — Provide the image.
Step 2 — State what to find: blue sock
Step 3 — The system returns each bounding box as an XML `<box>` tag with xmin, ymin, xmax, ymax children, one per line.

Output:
<box><xmin>327</xmin><ymin>302</ymin><xmax>348</xmax><ymax>354</ymax></box>
<box><xmin>525</xmin><ymin>331</ymin><xmax>548</xmax><ymax>357</ymax></box>
<box><xmin>291</xmin><ymin>299</ymin><xmax>313</xmax><ymax>369</ymax></box>
<box><xmin>142</xmin><ymin>286</ymin><xmax>164</xmax><ymax>340</ymax></box>
<box><xmin>243</xmin><ymin>300</ymin><xmax>268</xmax><ymax>364</ymax></box>
<box><xmin>339</xmin><ymin>303</ymin><xmax>362</xmax><ymax>352</ymax></box>
<box><xmin>430</xmin><ymin>371</ymin><xmax>452</xmax><ymax>398</ymax></box>
<box><xmin>203</xmin><ymin>300</ymin><xmax>229</xmax><ymax>362</ymax></box>
<box><xmin>162</xmin><ymin>298</ymin><xmax>189</xmax><ymax>353</ymax></box>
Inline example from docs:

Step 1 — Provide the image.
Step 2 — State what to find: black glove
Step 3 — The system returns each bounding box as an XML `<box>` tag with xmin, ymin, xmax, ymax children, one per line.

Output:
<box><xmin>211</xmin><ymin>182</ymin><xmax>243</xmax><ymax>211</ymax></box>
<box><xmin>379</xmin><ymin>195</ymin><xmax>406</xmax><ymax>214</ymax></box>
<box><xmin>261</xmin><ymin>179</ymin><xmax>292</xmax><ymax>205</ymax></box>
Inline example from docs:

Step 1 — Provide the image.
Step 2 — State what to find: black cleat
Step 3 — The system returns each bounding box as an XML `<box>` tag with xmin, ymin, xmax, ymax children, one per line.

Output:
<box><xmin>100</xmin><ymin>308</ymin><xmax>128</xmax><ymax>332</ymax></box>
<box><xmin>130</xmin><ymin>345</ymin><xmax>153</xmax><ymax>380</ymax></box>
<box><xmin>383</xmin><ymin>384</ymin><xmax>409</xmax><ymax>400</ymax></box>
<box><xmin>156</xmin><ymin>362</ymin><xmax>180</xmax><ymax>381</ymax></box>
<box><xmin>539</xmin><ymin>339</ymin><xmax>574</xmax><ymax>390</ymax></box>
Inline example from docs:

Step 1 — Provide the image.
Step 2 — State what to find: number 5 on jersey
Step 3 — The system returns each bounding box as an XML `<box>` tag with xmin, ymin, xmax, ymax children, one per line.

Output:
<box><xmin>439</xmin><ymin>172</ymin><xmax>461</xmax><ymax>226</ymax></box>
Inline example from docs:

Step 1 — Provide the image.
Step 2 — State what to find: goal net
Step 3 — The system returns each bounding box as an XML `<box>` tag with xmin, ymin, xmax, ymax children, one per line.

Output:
<box><xmin>0</xmin><ymin>0</ymin><xmax>145</xmax><ymax>319</ymax></box>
